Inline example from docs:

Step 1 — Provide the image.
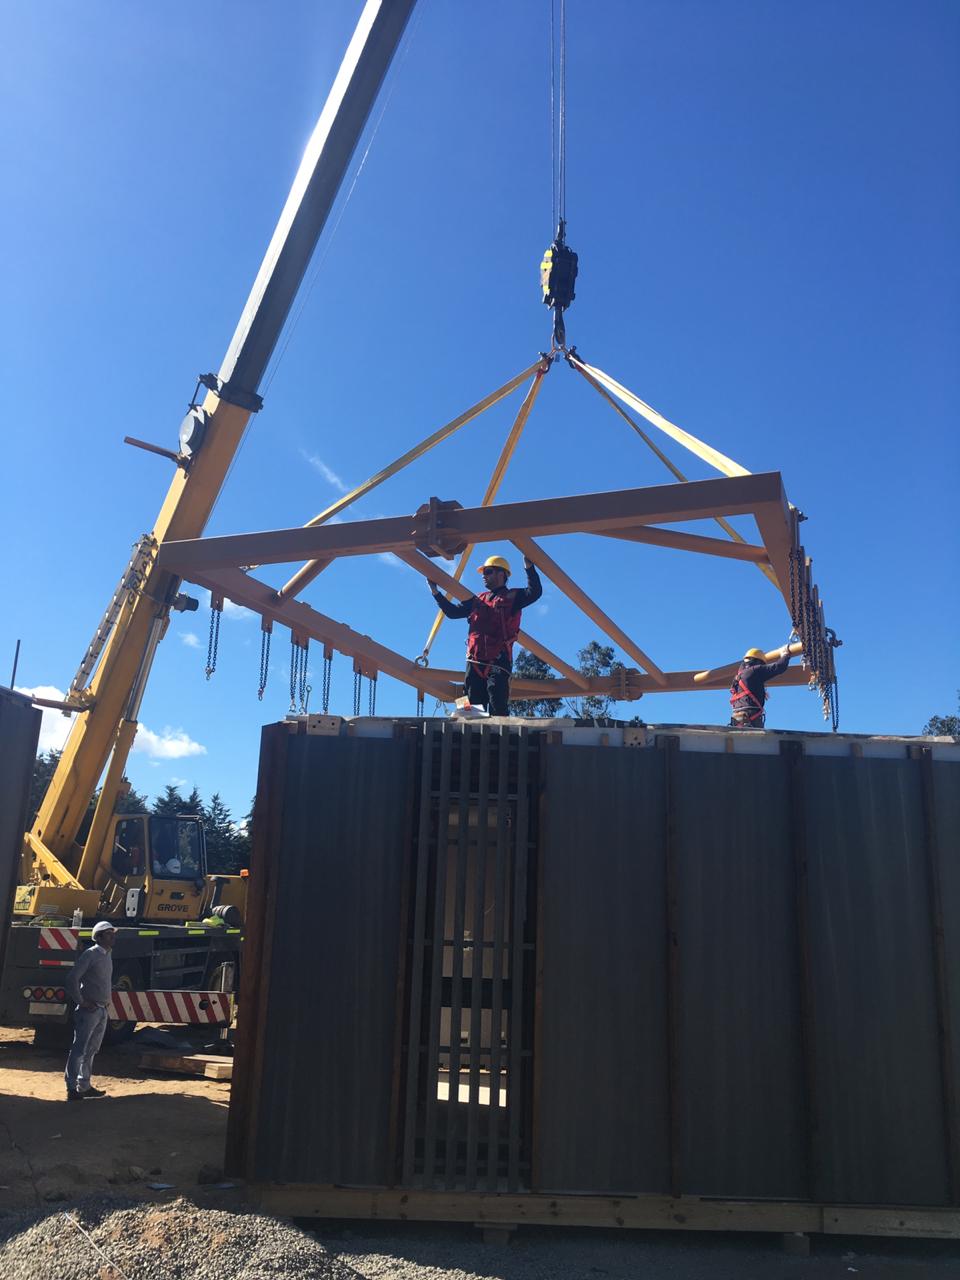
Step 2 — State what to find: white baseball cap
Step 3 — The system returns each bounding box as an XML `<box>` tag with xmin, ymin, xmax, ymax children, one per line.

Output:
<box><xmin>91</xmin><ymin>921</ymin><xmax>117</xmax><ymax>937</ymax></box>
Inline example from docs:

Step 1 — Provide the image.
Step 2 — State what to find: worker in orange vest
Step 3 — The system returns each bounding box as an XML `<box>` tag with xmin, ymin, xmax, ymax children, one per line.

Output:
<box><xmin>427</xmin><ymin>554</ymin><xmax>542</xmax><ymax>715</ymax></box>
<box><xmin>729</xmin><ymin>645</ymin><xmax>794</xmax><ymax>729</ymax></box>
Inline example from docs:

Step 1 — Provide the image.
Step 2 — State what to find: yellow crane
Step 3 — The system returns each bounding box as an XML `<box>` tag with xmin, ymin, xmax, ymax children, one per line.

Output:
<box><xmin>2</xmin><ymin>0</ymin><xmax>417</xmax><ymax>1036</ymax></box>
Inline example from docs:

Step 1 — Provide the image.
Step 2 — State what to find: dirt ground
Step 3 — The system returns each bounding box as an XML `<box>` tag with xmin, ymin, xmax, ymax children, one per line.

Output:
<box><xmin>0</xmin><ymin>1024</ymin><xmax>240</xmax><ymax>1212</ymax></box>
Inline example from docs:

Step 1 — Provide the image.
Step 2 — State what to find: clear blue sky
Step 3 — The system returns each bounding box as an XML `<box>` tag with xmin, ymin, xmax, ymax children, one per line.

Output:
<box><xmin>3</xmin><ymin>0</ymin><xmax>957</xmax><ymax>820</ymax></box>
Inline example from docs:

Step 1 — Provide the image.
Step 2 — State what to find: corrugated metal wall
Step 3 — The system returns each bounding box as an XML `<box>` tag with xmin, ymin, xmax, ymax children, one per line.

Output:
<box><xmin>0</xmin><ymin>688</ymin><xmax>41</xmax><ymax>971</ymax></box>
<box><xmin>230</xmin><ymin>723</ymin><xmax>960</xmax><ymax>1210</ymax></box>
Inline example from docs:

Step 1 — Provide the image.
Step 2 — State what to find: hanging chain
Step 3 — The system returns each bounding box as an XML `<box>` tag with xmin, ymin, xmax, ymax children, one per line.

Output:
<box><xmin>289</xmin><ymin>635</ymin><xmax>299</xmax><ymax>711</ymax></box>
<box><xmin>352</xmin><ymin>668</ymin><xmax>362</xmax><ymax>717</ymax></box>
<box><xmin>205</xmin><ymin>599</ymin><xmax>222</xmax><ymax>680</ymax></box>
<box><xmin>416</xmin><ymin>688</ymin><xmax>425</xmax><ymax>717</ymax></box>
<box><xmin>322</xmin><ymin>648</ymin><xmax>332</xmax><ymax>714</ymax></box>
<box><xmin>298</xmin><ymin>638</ymin><xmax>311</xmax><ymax>714</ymax></box>
<box><xmin>257</xmin><ymin>624</ymin><xmax>272</xmax><ymax>701</ymax></box>
<box><xmin>368</xmin><ymin>674</ymin><xmax>377</xmax><ymax>716</ymax></box>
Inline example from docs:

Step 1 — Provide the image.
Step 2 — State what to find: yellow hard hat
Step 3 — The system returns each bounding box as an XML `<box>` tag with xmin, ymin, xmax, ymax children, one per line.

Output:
<box><xmin>743</xmin><ymin>647</ymin><xmax>766</xmax><ymax>661</ymax></box>
<box><xmin>478</xmin><ymin>555</ymin><xmax>511</xmax><ymax>576</ymax></box>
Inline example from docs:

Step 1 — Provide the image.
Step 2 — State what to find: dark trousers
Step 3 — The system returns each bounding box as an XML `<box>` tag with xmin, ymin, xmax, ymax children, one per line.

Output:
<box><xmin>465</xmin><ymin>655</ymin><xmax>511</xmax><ymax>715</ymax></box>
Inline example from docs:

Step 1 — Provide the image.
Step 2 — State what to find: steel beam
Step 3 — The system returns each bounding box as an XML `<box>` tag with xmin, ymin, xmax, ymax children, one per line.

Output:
<box><xmin>513</xmin><ymin>536</ymin><xmax>667</xmax><ymax>685</ymax></box>
<box><xmin>158</xmin><ymin>472</ymin><xmax>788</xmax><ymax>573</ymax></box>
<box><xmin>596</xmin><ymin>525</ymin><xmax>770</xmax><ymax>563</ymax></box>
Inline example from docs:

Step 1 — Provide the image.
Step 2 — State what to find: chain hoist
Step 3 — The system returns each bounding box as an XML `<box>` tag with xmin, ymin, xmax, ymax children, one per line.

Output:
<box><xmin>205</xmin><ymin>597</ymin><xmax>223</xmax><ymax>680</ymax></box>
<box><xmin>289</xmin><ymin>635</ymin><xmax>299</xmax><ymax>712</ymax></box>
<box><xmin>321</xmin><ymin>645</ymin><xmax>333</xmax><ymax>715</ymax></box>
<box><xmin>541</xmin><ymin>0</ymin><xmax>577</xmax><ymax>349</ymax></box>
<box><xmin>257</xmin><ymin>620</ymin><xmax>272</xmax><ymax>701</ymax></box>
<box><xmin>298</xmin><ymin>638</ymin><xmax>311</xmax><ymax>714</ymax></box>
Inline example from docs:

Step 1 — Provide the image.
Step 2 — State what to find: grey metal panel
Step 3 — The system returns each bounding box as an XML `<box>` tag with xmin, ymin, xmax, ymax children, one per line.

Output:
<box><xmin>0</xmin><ymin>688</ymin><xmax>41</xmax><ymax>969</ymax></box>
<box><xmin>536</xmin><ymin>744</ymin><xmax>670</xmax><ymax>1193</ymax></box>
<box><xmin>805</xmin><ymin>757</ymin><xmax>950</xmax><ymax>1205</ymax></box>
<box><xmin>675</xmin><ymin>750</ymin><xmax>808</xmax><ymax>1198</ymax></box>
<box><xmin>252</xmin><ymin>733</ymin><xmax>414</xmax><ymax>1185</ymax></box>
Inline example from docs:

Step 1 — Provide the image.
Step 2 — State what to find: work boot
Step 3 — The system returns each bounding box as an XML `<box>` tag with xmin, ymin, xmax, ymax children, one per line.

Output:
<box><xmin>80</xmin><ymin>1086</ymin><xmax>107</xmax><ymax>1099</ymax></box>
<box><xmin>66</xmin><ymin>1088</ymin><xmax>84</xmax><ymax>1102</ymax></box>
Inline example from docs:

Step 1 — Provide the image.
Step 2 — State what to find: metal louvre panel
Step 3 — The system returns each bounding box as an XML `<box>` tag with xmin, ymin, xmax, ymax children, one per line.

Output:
<box><xmin>0</xmin><ymin>689</ymin><xmax>42</xmax><ymax>968</ymax></box>
<box><xmin>252</xmin><ymin>733</ymin><xmax>414</xmax><ymax>1185</ymax></box>
<box><xmin>674</xmin><ymin>749</ymin><xmax>807</xmax><ymax>1198</ymax></box>
<box><xmin>401</xmin><ymin>723</ymin><xmax>535</xmax><ymax>1191</ymax></box>
<box><xmin>804</xmin><ymin>756</ymin><xmax>950</xmax><ymax>1206</ymax></box>
<box><xmin>535</xmin><ymin>744</ymin><xmax>671</xmax><ymax>1194</ymax></box>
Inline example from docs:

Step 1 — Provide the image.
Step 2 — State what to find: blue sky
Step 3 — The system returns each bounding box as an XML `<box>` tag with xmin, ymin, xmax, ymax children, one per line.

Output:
<box><xmin>3</xmin><ymin>0</ymin><xmax>957</xmax><ymax>820</ymax></box>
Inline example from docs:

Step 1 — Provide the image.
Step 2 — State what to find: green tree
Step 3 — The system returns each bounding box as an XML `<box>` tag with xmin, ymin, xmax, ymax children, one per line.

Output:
<box><xmin>923</xmin><ymin>691</ymin><xmax>959</xmax><ymax>738</ymax></box>
<box><xmin>28</xmin><ymin>749</ymin><xmax>63</xmax><ymax>825</ymax></box>
<box><xmin>568</xmin><ymin>641</ymin><xmax>625</xmax><ymax>720</ymax></box>
<box><xmin>180</xmin><ymin>786</ymin><xmax>203</xmax><ymax>816</ymax></box>
<box><xmin>203</xmin><ymin>793</ymin><xmax>243</xmax><ymax>875</ymax></box>
<box><xmin>152</xmin><ymin>784</ymin><xmax>186</xmax><ymax>816</ymax></box>
<box><xmin>508</xmin><ymin>650</ymin><xmax>563</xmax><ymax>718</ymax></box>
<box><xmin>508</xmin><ymin>640</ymin><xmax>629</xmax><ymax>722</ymax></box>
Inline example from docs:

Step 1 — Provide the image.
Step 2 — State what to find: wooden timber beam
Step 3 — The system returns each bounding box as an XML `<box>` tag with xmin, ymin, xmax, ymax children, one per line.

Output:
<box><xmin>513</xmin><ymin>536</ymin><xmax>667</xmax><ymax>686</ymax></box>
<box><xmin>596</xmin><ymin>525</ymin><xmax>770</xmax><ymax>563</ymax></box>
<box><xmin>396</xmin><ymin>549</ymin><xmax>591</xmax><ymax>690</ymax></box>
<box><xmin>182</xmin><ymin>567</ymin><xmax>451</xmax><ymax>700</ymax></box>
<box><xmin>157</xmin><ymin>472</ymin><xmax>789</xmax><ymax>574</ymax></box>
<box><xmin>693</xmin><ymin>643</ymin><xmax>805</xmax><ymax>686</ymax></box>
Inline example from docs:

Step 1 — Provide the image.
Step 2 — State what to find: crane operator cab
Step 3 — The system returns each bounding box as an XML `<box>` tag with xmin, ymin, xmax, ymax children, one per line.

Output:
<box><xmin>103</xmin><ymin>814</ymin><xmax>210</xmax><ymax>922</ymax></box>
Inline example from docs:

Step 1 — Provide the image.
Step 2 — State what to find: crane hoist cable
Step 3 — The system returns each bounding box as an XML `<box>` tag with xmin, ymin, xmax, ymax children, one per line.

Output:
<box><xmin>541</xmin><ymin>0</ymin><xmax>578</xmax><ymax>348</ymax></box>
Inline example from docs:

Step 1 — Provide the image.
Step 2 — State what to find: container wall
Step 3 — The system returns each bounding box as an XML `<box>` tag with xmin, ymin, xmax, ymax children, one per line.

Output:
<box><xmin>535</xmin><ymin>744</ymin><xmax>670</xmax><ymax>1194</ymax></box>
<box><xmin>0</xmin><ymin>688</ymin><xmax>41</xmax><ymax>969</ymax></box>
<box><xmin>246</xmin><ymin>731</ymin><xmax>416</xmax><ymax>1186</ymax></box>
<box><xmin>674</xmin><ymin>748</ymin><xmax>808</xmax><ymax>1200</ymax></box>
<box><xmin>232</xmin><ymin>721</ymin><xmax>960</xmax><ymax>1210</ymax></box>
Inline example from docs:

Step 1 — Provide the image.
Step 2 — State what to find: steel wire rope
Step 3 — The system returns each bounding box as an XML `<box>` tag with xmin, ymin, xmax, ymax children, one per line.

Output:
<box><xmin>558</xmin><ymin>0</ymin><xmax>567</xmax><ymax>227</ymax></box>
<box><xmin>550</xmin><ymin>0</ymin><xmax>557</xmax><ymax>232</ymax></box>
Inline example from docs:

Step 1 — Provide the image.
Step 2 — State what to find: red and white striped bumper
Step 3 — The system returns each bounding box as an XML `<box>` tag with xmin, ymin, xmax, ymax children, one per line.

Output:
<box><xmin>108</xmin><ymin>989</ymin><xmax>232</xmax><ymax>1024</ymax></box>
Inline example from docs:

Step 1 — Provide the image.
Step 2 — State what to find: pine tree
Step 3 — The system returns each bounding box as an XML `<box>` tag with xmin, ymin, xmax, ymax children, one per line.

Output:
<box><xmin>181</xmin><ymin>786</ymin><xmax>203</xmax><ymax>816</ymax></box>
<box><xmin>203</xmin><ymin>793</ymin><xmax>242</xmax><ymax>875</ymax></box>
<box><xmin>152</xmin><ymin>784</ymin><xmax>186</xmax><ymax>816</ymax></box>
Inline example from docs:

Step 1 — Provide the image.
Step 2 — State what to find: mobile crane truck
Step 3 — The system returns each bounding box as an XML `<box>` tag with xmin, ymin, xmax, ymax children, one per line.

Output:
<box><xmin>0</xmin><ymin>0</ymin><xmax>418</xmax><ymax>1041</ymax></box>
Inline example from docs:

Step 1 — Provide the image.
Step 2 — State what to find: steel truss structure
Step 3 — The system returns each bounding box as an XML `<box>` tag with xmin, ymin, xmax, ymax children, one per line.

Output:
<box><xmin>157</xmin><ymin>352</ymin><xmax>838</xmax><ymax>715</ymax></box>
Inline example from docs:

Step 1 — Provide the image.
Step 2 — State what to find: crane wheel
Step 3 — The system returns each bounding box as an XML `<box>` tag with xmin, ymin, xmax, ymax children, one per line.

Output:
<box><xmin>104</xmin><ymin>965</ymin><xmax>143</xmax><ymax>1044</ymax></box>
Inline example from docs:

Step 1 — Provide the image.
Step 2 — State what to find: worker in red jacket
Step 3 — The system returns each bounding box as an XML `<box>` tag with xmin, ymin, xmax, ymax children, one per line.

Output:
<box><xmin>729</xmin><ymin>645</ymin><xmax>794</xmax><ymax>728</ymax></box>
<box><xmin>427</xmin><ymin>554</ymin><xmax>542</xmax><ymax>715</ymax></box>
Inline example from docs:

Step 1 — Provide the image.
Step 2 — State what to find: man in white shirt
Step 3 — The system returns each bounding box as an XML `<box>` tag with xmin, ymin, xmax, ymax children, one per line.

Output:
<box><xmin>63</xmin><ymin>921</ymin><xmax>116</xmax><ymax>1101</ymax></box>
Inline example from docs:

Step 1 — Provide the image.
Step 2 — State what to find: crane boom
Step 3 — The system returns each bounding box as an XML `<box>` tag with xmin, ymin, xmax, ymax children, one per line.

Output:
<box><xmin>29</xmin><ymin>0</ymin><xmax>417</xmax><ymax>876</ymax></box>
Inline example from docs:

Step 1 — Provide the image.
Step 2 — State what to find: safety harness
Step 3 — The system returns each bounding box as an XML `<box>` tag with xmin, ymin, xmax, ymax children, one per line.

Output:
<box><xmin>729</xmin><ymin>665</ymin><xmax>767</xmax><ymax>725</ymax></box>
<box><xmin>467</xmin><ymin>590</ymin><xmax>523</xmax><ymax>677</ymax></box>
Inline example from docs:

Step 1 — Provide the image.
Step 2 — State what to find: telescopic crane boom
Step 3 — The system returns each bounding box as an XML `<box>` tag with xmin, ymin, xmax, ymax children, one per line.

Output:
<box><xmin>22</xmin><ymin>0</ymin><xmax>417</xmax><ymax>907</ymax></box>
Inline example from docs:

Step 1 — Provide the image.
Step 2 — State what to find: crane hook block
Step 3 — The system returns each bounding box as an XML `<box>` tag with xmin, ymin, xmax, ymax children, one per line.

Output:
<box><xmin>540</xmin><ymin>238</ymin><xmax>578</xmax><ymax>312</ymax></box>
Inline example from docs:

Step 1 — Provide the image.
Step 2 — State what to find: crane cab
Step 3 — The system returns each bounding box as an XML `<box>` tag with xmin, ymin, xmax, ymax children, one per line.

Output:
<box><xmin>101</xmin><ymin>813</ymin><xmax>209</xmax><ymax>923</ymax></box>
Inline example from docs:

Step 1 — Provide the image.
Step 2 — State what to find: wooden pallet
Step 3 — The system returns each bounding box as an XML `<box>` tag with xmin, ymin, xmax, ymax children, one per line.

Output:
<box><xmin>139</xmin><ymin>1052</ymin><xmax>233</xmax><ymax>1081</ymax></box>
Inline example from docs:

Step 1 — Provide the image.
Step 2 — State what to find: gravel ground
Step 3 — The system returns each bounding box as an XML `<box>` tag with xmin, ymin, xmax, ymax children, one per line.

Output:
<box><xmin>1</xmin><ymin>1196</ymin><xmax>959</xmax><ymax>1280</ymax></box>
<box><xmin>0</xmin><ymin>1196</ymin><xmax>357</xmax><ymax>1280</ymax></box>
